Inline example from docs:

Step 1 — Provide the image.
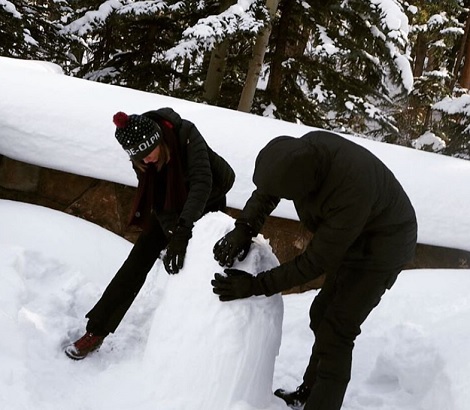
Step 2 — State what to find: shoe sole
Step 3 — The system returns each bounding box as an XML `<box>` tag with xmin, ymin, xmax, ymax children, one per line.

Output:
<box><xmin>64</xmin><ymin>344</ymin><xmax>102</xmax><ymax>360</ymax></box>
<box><xmin>64</xmin><ymin>345</ymin><xmax>88</xmax><ymax>360</ymax></box>
<box><xmin>274</xmin><ymin>393</ymin><xmax>305</xmax><ymax>410</ymax></box>
<box><xmin>64</xmin><ymin>350</ymin><xmax>85</xmax><ymax>360</ymax></box>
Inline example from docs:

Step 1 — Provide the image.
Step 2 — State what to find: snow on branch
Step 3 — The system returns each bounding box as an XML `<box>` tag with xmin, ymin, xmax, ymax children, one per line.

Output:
<box><xmin>24</xmin><ymin>29</ymin><xmax>39</xmax><ymax>47</ymax></box>
<box><xmin>370</xmin><ymin>0</ymin><xmax>413</xmax><ymax>92</ymax></box>
<box><xmin>61</xmin><ymin>0</ymin><xmax>124</xmax><ymax>36</ymax></box>
<box><xmin>370</xmin><ymin>0</ymin><xmax>410</xmax><ymax>39</ymax></box>
<box><xmin>313</xmin><ymin>25</ymin><xmax>339</xmax><ymax>57</ymax></box>
<box><xmin>433</xmin><ymin>94</ymin><xmax>470</xmax><ymax>117</ymax></box>
<box><xmin>433</xmin><ymin>94</ymin><xmax>470</xmax><ymax>135</ymax></box>
<box><xmin>412</xmin><ymin>131</ymin><xmax>446</xmax><ymax>152</ymax></box>
<box><xmin>165</xmin><ymin>0</ymin><xmax>265</xmax><ymax>60</ymax></box>
<box><xmin>0</xmin><ymin>0</ymin><xmax>21</xmax><ymax>18</ymax></box>
<box><xmin>118</xmin><ymin>0</ymin><xmax>169</xmax><ymax>16</ymax></box>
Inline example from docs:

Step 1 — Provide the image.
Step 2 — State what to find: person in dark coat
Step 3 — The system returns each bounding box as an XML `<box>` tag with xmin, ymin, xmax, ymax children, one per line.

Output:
<box><xmin>65</xmin><ymin>107</ymin><xmax>235</xmax><ymax>360</ymax></box>
<box><xmin>212</xmin><ymin>131</ymin><xmax>417</xmax><ymax>410</ymax></box>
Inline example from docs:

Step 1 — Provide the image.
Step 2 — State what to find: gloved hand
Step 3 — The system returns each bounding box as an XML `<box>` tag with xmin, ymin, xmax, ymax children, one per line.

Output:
<box><xmin>211</xmin><ymin>268</ymin><xmax>262</xmax><ymax>302</ymax></box>
<box><xmin>163</xmin><ymin>224</ymin><xmax>192</xmax><ymax>274</ymax></box>
<box><xmin>213</xmin><ymin>223</ymin><xmax>253</xmax><ymax>267</ymax></box>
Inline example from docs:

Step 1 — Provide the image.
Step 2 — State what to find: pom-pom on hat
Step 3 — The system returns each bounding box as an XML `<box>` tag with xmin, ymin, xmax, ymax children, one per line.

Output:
<box><xmin>113</xmin><ymin>111</ymin><xmax>163</xmax><ymax>160</ymax></box>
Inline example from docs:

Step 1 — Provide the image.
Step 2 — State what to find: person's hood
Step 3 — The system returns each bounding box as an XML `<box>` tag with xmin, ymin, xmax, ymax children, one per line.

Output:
<box><xmin>253</xmin><ymin>135</ymin><xmax>330</xmax><ymax>200</ymax></box>
<box><xmin>142</xmin><ymin>107</ymin><xmax>183</xmax><ymax>129</ymax></box>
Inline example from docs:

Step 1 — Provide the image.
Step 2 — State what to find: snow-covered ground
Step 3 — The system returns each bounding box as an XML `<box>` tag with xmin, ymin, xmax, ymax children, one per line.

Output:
<box><xmin>0</xmin><ymin>57</ymin><xmax>469</xmax><ymax>410</ymax></box>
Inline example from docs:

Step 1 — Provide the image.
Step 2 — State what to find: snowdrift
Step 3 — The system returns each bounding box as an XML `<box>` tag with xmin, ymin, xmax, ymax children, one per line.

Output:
<box><xmin>1</xmin><ymin>56</ymin><xmax>470</xmax><ymax>252</ymax></box>
<box><xmin>0</xmin><ymin>200</ymin><xmax>287</xmax><ymax>410</ymax></box>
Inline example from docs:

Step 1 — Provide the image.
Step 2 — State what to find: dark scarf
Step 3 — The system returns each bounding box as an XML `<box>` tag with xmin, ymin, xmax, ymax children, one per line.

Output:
<box><xmin>155</xmin><ymin>121</ymin><xmax>187</xmax><ymax>212</ymax></box>
<box><xmin>128</xmin><ymin>120</ymin><xmax>188</xmax><ymax>228</ymax></box>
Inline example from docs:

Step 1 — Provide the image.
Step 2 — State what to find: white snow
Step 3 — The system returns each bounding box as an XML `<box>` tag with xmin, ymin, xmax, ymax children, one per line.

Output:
<box><xmin>412</xmin><ymin>130</ymin><xmax>446</xmax><ymax>152</ymax></box>
<box><xmin>0</xmin><ymin>0</ymin><xmax>21</xmax><ymax>18</ymax></box>
<box><xmin>2</xmin><ymin>55</ymin><xmax>470</xmax><ymax>251</ymax></box>
<box><xmin>0</xmin><ymin>56</ymin><xmax>470</xmax><ymax>410</ymax></box>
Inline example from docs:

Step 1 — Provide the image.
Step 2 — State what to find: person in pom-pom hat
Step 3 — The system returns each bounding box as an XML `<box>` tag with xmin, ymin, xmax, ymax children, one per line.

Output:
<box><xmin>211</xmin><ymin>131</ymin><xmax>417</xmax><ymax>410</ymax></box>
<box><xmin>64</xmin><ymin>107</ymin><xmax>235</xmax><ymax>360</ymax></box>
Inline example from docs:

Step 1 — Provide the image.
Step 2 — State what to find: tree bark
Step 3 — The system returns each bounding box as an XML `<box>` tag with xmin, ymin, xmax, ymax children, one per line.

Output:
<box><xmin>452</xmin><ymin>10</ymin><xmax>470</xmax><ymax>89</ymax></box>
<box><xmin>459</xmin><ymin>14</ymin><xmax>470</xmax><ymax>89</ymax></box>
<box><xmin>202</xmin><ymin>0</ymin><xmax>235</xmax><ymax>104</ymax></box>
<box><xmin>266</xmin><ymin>0</ymin><xmax>293</xmax><ymax>104</ymax></box>
<box><xmin>203</xmin><ymin>39</ymin><xmax>230</xmax><ymax>104</ymax></box>
<box><xmin>238</xmin><ymin>0</ymin><xmax>280</xmax><ymax>112</ymax></box>
<box><xmin>413</xmin><ymin>32</ymin><xmax>427</xmax><ymax>77</ymax></box>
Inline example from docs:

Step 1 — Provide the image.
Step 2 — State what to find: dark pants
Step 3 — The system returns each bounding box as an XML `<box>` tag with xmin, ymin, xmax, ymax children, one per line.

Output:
<box><xmin>86</xmin><ymin>219</ymin><xmax>168</xmax><ymax>335</ymax></box>
<box><xmin>86</xmin><ymin>195</ymin><xmax>227</xmax><ymax>336</ymax></box>
<box><xmin>302</xmin><ymin>265</ymin><xmax>401</xmax><ymax>410</ymax></box>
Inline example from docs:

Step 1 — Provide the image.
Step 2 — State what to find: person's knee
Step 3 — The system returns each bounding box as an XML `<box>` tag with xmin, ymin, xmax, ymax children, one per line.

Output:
<box><xmin>314</xmin><ymin>310</ymin><xmax>360</xmax><ymax>357</ymax></box>
<box><xmin>309</xmin><ymin>293</ymin><xmax>331</xmax><ymax>332</ymax></box>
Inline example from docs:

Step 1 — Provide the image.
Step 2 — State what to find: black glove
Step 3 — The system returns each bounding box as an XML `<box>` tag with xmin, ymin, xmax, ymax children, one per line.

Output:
<box><xmin>211</xmin><ymin>268</ymin><xmax>262</xmax><ymax>302</ymax></box>
<box><xmin>213</xmin><ymin>223</ymin><xmax>253</xmax><ymax>267</ymax></box>
<box><xmin>163</xmin><ymin>224</ymin><xmax>192</xmax><ymax>274</ymax></box>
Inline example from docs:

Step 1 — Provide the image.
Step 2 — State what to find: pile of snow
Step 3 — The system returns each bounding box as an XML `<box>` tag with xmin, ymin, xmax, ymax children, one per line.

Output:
<box><xmin>1</xmin><ymin>201</ymin><xmax>470</xmax><ymax>410</ymax></box>
<box><xmin>0</xmin><ymin>201</ymin><xmax>286</xmax><ymax>410</ymax></box>
<box><xmin>1</xmin><ymin>56</ymin><xmax>470</xmax><ymax>253</ymax></box>
<box><xmin>1</xmin><ymin>56</ymin><xmax>470</xmax><ymax>410</ymax></box>
<box><xmin>144</xmin><ymin>212</ymin><xmax>285</xmax><ymax>410</ymax></box>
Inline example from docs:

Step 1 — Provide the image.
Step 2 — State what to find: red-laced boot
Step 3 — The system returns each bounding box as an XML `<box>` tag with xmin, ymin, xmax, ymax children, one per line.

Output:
<box><xmin>64</xmin><ymin>332</ymin><xmax>105</xmax><ymax>360</ymax></box>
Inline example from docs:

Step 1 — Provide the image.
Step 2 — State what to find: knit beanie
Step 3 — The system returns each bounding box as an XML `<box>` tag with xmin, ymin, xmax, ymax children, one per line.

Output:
<box><xmin>113</xmin><ymin>111</ymin><xmax>163</xmax><ymax>160</ymax></box>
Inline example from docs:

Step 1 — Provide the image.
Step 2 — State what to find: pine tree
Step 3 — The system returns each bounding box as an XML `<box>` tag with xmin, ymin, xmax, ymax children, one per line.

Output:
<box><xmin>0</xmin><ymin>0</ymin><xmax>24</xmax><ymax>57</ymax></box>
<box><xmin>2</xmin><ymin>0</ymin><xmax>468</xmax><ymax>159</ymax></box>
<box><xmin>402</xmin><ymin>0</ymin><xmax>468</xmax><ymax>157</ymax></box>
<box><xmin>61</xmin><ymin>0</ymin><xmax>193</xmax><ymax>93</ymax></box>
<box><xmin>165</xmin><ymin>0</ymin><xmax>268</xmax><ymax>106</ymax></box>
<box><xmin>61</xmin><ymin>0</ymin><xmax>262</xmax><ymax>97</ymax></box>
<box><xmin>252</xmin><ymin>0</ymin><xmax>413</xmax><ymax>140</ymax></box>
<box><xmin>0</xmin><ymin>0</ymin><xmax>71</xmax><ymax>66</ymax></box>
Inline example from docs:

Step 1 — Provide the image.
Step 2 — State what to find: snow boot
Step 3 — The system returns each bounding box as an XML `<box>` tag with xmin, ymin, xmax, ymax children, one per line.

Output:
<box><xmin>64</xmin><ymin>332</ymin><xmax>105</xmax><ymax>360</ymax></box>
<box><xmin>274</xmin><ymin>383</ymin><xmax>311</xmax><ymax>409</ymax></box>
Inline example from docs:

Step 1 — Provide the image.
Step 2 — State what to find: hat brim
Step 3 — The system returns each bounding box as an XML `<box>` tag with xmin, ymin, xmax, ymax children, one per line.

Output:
<box><xmin>124</xmin><ymin>132</ymin><xmax>162</xmax><ymax>161</ymax></box>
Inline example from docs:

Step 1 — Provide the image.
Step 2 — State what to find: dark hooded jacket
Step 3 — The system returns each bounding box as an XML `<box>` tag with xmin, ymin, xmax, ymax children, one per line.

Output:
<box><xmin>129</xmin><ymin>107</ymin><xmax>235</xmax><ymax>234</ymax></box>
<box><xmin>238</xmin><ymin>131</ymin><xmax>417</xmax><ymax>295</ymax></box>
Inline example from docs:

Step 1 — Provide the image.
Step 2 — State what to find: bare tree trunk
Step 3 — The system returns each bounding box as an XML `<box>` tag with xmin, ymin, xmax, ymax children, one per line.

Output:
<box><xmin>413</xmin><ymin>32</ymin><xmax>427</xmax><ymax>77</ymax></box>
<box><xmin>452</xmin><ymin>10</ymin><xmax>470</xmax><ymax>89</ymax></box>
<box><xmin>203</xmin><ymin>0</ymin><xmax>235</xmax><ymax>104</ymax></box>
<box><xmin>266</xmin><ymin>0</ymin><xmax>293</xmax><ymax>104</ymax></box>
<box><xmin>203</xmin><ymin>39</ymin><xmax>230</xmax><ymax>103</ymax></box>
<box><xmin>178</xmin><ymin>58</ymin><xmax>191</xmax><ymax>89</ymax></box>
<box><xmin>238</xmin><ymin>0</ymin><xmax>280</xmax><ymax>112</ymax></box>
<box><xmin>460</xmin><ymin>21</ymin><xmax>470</xmax><ymax>89</ymax></box>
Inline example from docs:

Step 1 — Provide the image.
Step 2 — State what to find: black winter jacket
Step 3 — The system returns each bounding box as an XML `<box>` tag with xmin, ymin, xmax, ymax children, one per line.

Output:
<box><xmin>238</xmin><ymin>131</ymin><xmax>417</xmax><ymax>295</ymax></box>
<box><xmin>129</xmin><ymin>108</ymin><xmax>235</xmax><ymax>234</ymax></box>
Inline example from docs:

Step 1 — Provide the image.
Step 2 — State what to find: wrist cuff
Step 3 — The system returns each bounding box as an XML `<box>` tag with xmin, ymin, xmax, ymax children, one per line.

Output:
<box><xmin>235</xmin><ymin>220</ymin><xmax>255</xmax><ymax>237</ymax></box>
<box><xmin>175</xmin><ymin>223</ymin><xmax>192</xmax><ymax>239</ymax></box>
<box><xmin>252</xmin><ymin>276</ymin><xmax>266</xmax><ymax>296</ymax></box>
<box><xmin>177</xmin><ymin>218</ymin><xmax>194</xmax><ymax>230</ymax></box>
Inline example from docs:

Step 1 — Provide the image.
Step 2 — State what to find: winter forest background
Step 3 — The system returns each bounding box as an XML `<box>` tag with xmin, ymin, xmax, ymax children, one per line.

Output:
<box><xmin>2</xmin><ymin>0</ymin><xmax>470</xmax><ymax>160</ymax></box>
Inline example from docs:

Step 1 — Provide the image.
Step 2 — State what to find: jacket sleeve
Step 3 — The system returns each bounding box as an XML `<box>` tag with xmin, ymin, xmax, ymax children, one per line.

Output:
<box><xmin>255</xmin><ymin>181</ymin><xmax>374</xmax><ymax>295</ymax></box>
<box><xmin>237</xmin><ymin>189</ymin><xmax>280</xmax><ymax>234</ymax></box>
<box><xmin>178</xmin><ymin>120</ymin><xmax>213</xmax><ymax>227</ymax></box>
